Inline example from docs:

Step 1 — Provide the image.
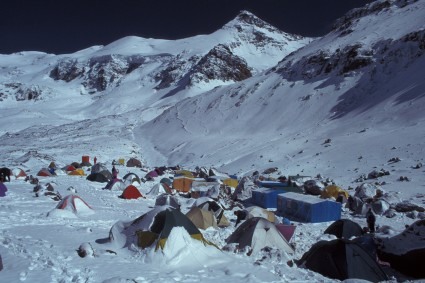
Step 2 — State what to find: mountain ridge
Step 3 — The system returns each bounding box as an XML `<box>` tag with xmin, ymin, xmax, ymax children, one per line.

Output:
<box><xmin>1</xmin><ymin>2</ymin><xmax>425</xmax><ymax>196</ymax></box>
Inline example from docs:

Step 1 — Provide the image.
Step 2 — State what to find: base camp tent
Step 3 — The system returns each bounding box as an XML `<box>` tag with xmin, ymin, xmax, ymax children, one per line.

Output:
<box><xmin>321</xmin><ymin>185</ymin><xmax>349</xmax><ymax>200</ymax></box>
<box><xmin>126</xmin><ymin>158</ymin><xmax>142</xmax><ymax>168</ymax></box>
<box><xmin>172</xmin><ymin>176</ymin><xmax>193</xmax><ymax>192</ymax></box>
<box><xmin>12</xmin><ymin>168</ymin><xmax>27</xmax><ymax>179</ymax></box>
<box><xmin>122</xmin><ymin>173</ymin><xmax>141</xmax><ymax>186</ymax></box>
<box><xmin>295</xmin><ymin>238</ymin><xmax>388</xmax><ymax>282</ymax></box>
<box><xmin>195</xmin><ymin>199</ymin><xmax>230</xmax><ymax>227</ymax></box>
<box><xmin>324</xmin><ymin>219</ymin><xmax>364</xmax><ymax>239</ymax></box>
<box><xmin>146</xmin><ymin>183</ymin><xmax>174</xmax><ymax>197</ymax></box>
<box><xmin>87</xmin><ymin>172</ymin><xmax>110</xmax><ymax>183</ymax></box>
<box><xmin>108</xmin><ymin>206</ymin><xmax>212</xmax><ymax>250</ymax></box>
<box><xmin>37</xmin><ymin>168</ymin><xmax>54</xmax><ymax>177</ymax></box>
<box><xmin>68</xmin><ymin>168</ymin><xmax>86</xmax><ymax>176</ymax></box>
<box><xmin>47</xmin><ymin>194</ymin><xmax>94</xmax><ymax>217</ymax></box>
<box><xmin>103</xmin><ymin>179</ymin><xmax>125</xmax><ymax>191</ymax></box>
<box><xmin>155</xmin><ymin>194</ymin><xmax>180</xmax><ymax>209</ymax></box>
<box><xmin>120</xmin><ymin>185</ymin><xmax>143</xmax><ymax>200</ymax></box>
<box><xmin>245</xmin><ymin>206</ymin><xmax>276</xmax><ymax>223</ymax></box>
<box><xmin>186</xmin><ymin>206</ymin><xmax>218</xmax><ymax>230</ymax></box>
<box><xmin>225</xmin><ymin>217</ymin><xmax>294</xmax><ymax>256</ymax></box>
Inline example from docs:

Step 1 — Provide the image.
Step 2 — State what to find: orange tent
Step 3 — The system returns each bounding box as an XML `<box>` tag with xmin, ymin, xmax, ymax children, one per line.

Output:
<box><xmin>172</xmin><ymin>176</ymin><xmax>193</xmax><ymax>192</ymax></box>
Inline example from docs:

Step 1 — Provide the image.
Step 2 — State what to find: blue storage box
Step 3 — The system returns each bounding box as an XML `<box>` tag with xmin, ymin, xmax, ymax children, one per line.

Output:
<box><xmin>276</xmin><ymin>192</ymin><xmax>341</xmax><ymax>223</ymax></box>
<box><xmin>258</xmin><ymin>181</ymin><xmax>304</xmax><ymax>194</ymax></box>
<box><xmin>252</xmin><ymin>188</ymin><xmax>287</xmax><ymax>209</ymax></box>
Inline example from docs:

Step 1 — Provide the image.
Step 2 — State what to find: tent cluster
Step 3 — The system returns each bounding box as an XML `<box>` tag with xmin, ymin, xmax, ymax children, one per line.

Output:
<box><xmin>3</xmin><ymin>159</ymin><xmax>422</xmax><ymax>282</ymax></box>
<box><xmin>294</xmin><ymin>217</ymin><xmax>425</xmax><ymax>281</ymax></box>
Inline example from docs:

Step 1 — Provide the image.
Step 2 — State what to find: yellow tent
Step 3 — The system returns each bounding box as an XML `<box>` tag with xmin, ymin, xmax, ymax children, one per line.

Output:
<box><xmin>223</xmin><ymin>178</ymin><xmax>238</xmax><ymax>188</ymax></box>
<box><xmin>68</xmin><ymin>168</ymin><xmax>86</xmax><ymax>176</ymax></box>
<box><xmin>186</xmin><ymin>207</ymin><xmax>218</xmax><ymax>230</ymax></box>
<box><xmin>321</xmin><ymin>185</ymin><xmax>349</xmax><ymax>199</ymax></box>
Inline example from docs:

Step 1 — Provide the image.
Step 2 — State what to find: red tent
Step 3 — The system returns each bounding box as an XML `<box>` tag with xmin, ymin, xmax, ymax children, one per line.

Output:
<box><xmin>37</xmin><ymin>168</ymin><xmax>53</xmax><ymax>177</ymax></box>
<box><xmin>121</xmin><ymin>185</ymin><xmax>143</xmax><ymax>200</ymax></box>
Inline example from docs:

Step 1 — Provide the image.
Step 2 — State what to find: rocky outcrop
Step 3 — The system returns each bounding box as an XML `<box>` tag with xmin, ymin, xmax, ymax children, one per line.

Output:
<box><xmin>50</xmin><ymin>54</ymin><xmax>145</xmax><ymax>92</ymax></box>
<box><xmin>189</xmin><ymin>44</ymin><xmax>252</xmax><ymax>84</ymax></box>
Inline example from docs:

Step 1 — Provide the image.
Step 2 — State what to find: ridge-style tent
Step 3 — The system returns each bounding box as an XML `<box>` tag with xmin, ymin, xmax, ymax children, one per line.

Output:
<box><xmin>245</xmin><ymin>206</ymin><xmax>276</xmax><ymax>223</ymax></box>
<box><xmin>296</xmin><ymin>239</ymin><xmax>388</xmax><ymax>282</ymax></box>
<box><xmin>120</xmin><ymin>185</ymin><xmax>143</xmax><ymax>200</ymax></box>
<box><xmin>147</xmin><ymin>183</ymin><xmax>174</xmax><ymax>197</ymax></box>
<box><xmin>186</xmin><ymin>206</ymin><xmax>218</xmax><ymax>230</ymax></box>
<box><xmin>37</xmin><ymin>168</ymin><xmax>53</xmax><ymax>177</ymax></box>
<box><xmin>324</xmin><ymin>219</ymin><xmax>364</xmax><ymax>239</ymax></box>
<box><xmin>226</xmin><ymin>217</ymin><xmax>294</xmax><ymax>256</ymax></box>
<box><xmin>108</xmin><ymin>206</ymin><xmax>212</xmax><ymax>250</ymax></box>
<box><xmin>47</xmin><ymin>194</ymin><xmax>94</xmax><ymax>217</ymax></box>
<box><xmin>196</xmin><ymin>199</ymin><xmax>230</xmax><ymax>227</ymax></box>
<box><xmin>12</xmin><ymin>168</ymin><xmax>27</xmax><ymax>179</ymax></box>
<box><xmin>155</xmin><ymin>194</ymin><xmax>180</xmax><ymax>209</ymax></box>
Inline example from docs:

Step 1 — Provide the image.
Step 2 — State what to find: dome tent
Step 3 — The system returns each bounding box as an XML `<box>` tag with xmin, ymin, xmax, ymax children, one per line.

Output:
<box><xmin>225</xmin><ymin>217</ymin><xmax>294</xmax><ymax>256</ymax></box>
<box><xmin>122</xmin><ymin>172</ymin><xmax>141</xmax><ymax>186</ymax></box>
<box><xmin>295</xmin><ymin>238</ymin><xmax>388</xmax><ymax>282</ymax></box>
<box><xmin>126</xmin><ymin>158</ymin><xmax>142</xmax><ymax>168</ymax></box>
<box><xmin>108</xmin><ymin>206</ymin><xmax>213</xmax><ymax>251</ymax></box>
<box><xmin>120</xmin><ymin>185</ymin><xmax>143</xmax><ymax>200</ymax></box>
<box><xmin>324</xmin><ymin>219</ymin><xmax>364</xmax><ymax>239</ymax></box>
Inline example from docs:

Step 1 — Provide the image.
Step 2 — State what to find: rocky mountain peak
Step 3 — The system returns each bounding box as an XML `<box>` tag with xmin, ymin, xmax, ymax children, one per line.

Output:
<box><xmin>224</xmin><ymin>9</ymin><xmax>288</xmax><ymax>36</ymax></box>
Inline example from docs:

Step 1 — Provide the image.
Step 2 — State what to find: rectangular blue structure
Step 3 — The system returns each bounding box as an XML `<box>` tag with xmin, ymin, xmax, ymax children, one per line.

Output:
<box><xmin>252</xmin><ymin>188</ymin><xmax>287</xmax><ymax>209</ymax></box>
<box><xmin>276</xmin><ymin>192</ymin><xmax>341</xmax><ymax>223</ymax></box>
<box><xmin>257</xmin><ymin>181</ymin><xmax>304</xmax><ymax>194</ymax></box>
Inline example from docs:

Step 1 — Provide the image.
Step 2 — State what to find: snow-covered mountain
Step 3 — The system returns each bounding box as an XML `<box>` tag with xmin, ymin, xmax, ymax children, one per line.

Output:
<box><xmin>1</xmin><ymin>0</ymin><xmax>425</xmax><ymax>198</ymax></box>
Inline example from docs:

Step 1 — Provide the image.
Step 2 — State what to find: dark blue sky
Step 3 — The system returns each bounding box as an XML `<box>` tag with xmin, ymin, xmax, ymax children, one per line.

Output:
<box><xmin>1</xmin><ymin>0</ymin><xmax>373</xmax><ymax>54</ymax></box>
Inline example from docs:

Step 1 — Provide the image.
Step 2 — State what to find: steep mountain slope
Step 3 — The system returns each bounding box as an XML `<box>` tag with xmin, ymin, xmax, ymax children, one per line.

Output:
<box><xmin>0</xmin><ymin>10</ymin><xmax>310</xmax><ymax>171</ymax></box>
<box><xmin>136</xmin><ymin>0</ymin><xmax>425</xmax><ymax>193</ymax></box>
<box><xmin>0</xmin><ymin>10</ymin><xmax>310</xmax><ymax>127</ymax></box>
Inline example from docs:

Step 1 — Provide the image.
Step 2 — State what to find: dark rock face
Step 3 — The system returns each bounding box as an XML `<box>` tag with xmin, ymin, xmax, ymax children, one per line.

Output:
<box><xmin>50</xmin><ymin>55</ymin><xmax>145</xmax><ymax>92</ymax></box>
<box><xmin>154</xmin><ymin>55</ymin><xmax>199</xmax><ymax>90</ymax></box>
<box><xmin>49</xmin><ymin>59</ymin><xmax>85</xmax><ymax>82</ymax></box>
<box><xmin>189</xmin><ymin>44</ymin><xmax>252</xmax><ymax>84</ymax></box>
